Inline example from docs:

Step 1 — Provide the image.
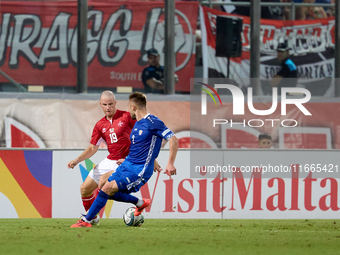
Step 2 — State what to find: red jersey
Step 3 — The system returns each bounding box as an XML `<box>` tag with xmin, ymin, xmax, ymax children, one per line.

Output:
<box><xmin>90</xmin><ymin>109</ymin><xmax>136</xmax><ymax>160</ymax></box>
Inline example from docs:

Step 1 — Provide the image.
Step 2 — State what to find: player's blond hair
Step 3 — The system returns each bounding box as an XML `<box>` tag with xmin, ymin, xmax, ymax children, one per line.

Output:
<box><xmin>100</xmin><ymin>90</ymin><xmax>116</xmax><ymax>101</ymax></box>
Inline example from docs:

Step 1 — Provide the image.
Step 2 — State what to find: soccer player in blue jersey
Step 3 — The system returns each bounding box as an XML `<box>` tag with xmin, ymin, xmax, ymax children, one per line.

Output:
<box><xmin>71</xmin><ymin>92</ymin><xmax>179</xmax><ymax>227</ymax></box>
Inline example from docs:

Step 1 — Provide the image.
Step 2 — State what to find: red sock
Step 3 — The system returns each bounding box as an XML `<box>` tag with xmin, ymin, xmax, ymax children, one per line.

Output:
<box><xmin>82</xmin><ymin>194</ymin><xmax>96</xmax><ymax>212</ymax></box>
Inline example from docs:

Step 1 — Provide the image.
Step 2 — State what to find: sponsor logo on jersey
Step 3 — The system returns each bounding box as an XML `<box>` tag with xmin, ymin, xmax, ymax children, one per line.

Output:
<box><xmin>102</xmin><ymin>128</ymin><xmax>106</xmax><ymax>133</ymax></box>
<box><xmin>139</xmin><ymin>130</ymin><xmax>143</xmax><ymax>135</ymax></box>
<box><xmin>134</xmin><ymin>128</ymin><xmax>137</xmax><ymax>131</ymax></box>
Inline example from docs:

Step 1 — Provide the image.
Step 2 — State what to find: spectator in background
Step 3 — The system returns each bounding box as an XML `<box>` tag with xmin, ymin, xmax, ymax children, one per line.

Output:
<box><xmin>261</xmin><ymin>0</ymin><xmax>284</xmax><ymax>20</ymax></box>
<box><xmin>227</xmin><ymin>0</ymin><xmax>330</xmax><ymax>20</ymax></box>
<box><xmin>325</xmin><ymin>0</ymin><xmax>335</xmax><ymax>17</ymax></box>
<box><xmin>270</xmin><ymin>42</ymin><xmax>298</xmax><ymax>93</ymax></box>
<box><xmin>142</xmin><ymin>49</ymin><xmax>164</xmax><ymax>94</ymax></box>
<box><xmin>142</xmin><ymin>48</ymin><xmax>178</xmax><ymax>94</ymax></box>
<box><xmin>230</xmin><ymin>0</ymin><xmax>250</xmax><ymax>16</ymax></box>
<box><xmin>314</xmin><ymin>0</ymin><xmax>331</xmax><ymax>17</ymax></box>
<box><xmin>281</xmin><ymin>0</ymin><xmax>294</xmax><ymax>20</ymax></box>
<box><xmin>226</xmin><ymin>0</ymin><xmax>283</xmax><ymax>20</ymax></box>
<box><xmin>258</xmin><ymin>133</ymin><xmax>273</xmax><ymax>149</ymax></box>
<box><xmin>294</xmin><ymin>0</ymin><xmax>328</xmax><ymax>20</ymax></box>
<box><xmin>214</xmin><ymin>0</ymin><xmax>236</xmax><ymax>13</ymax></box>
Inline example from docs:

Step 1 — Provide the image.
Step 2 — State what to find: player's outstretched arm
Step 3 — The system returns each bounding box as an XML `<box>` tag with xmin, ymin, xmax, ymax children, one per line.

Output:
<box><xmin>164</xmin><ymin>135</ymin><xmax>179</xmax><ymax>178</ymax></box>
<box><xmin>67</xmin><ymin>144</ymin><xmax>99</xmax><ymax>169</ymax></box>
<box><xmin>154</xmin><ymin>159</ymin><xmax>161</xmax><ymax>172</ymax></box>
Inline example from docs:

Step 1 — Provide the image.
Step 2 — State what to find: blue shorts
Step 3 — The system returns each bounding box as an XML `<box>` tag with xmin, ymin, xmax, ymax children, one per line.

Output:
<box><xmin>107</xmin><ymin>160</ymin><xmax>151</xmax><ymax>194</ymax></box>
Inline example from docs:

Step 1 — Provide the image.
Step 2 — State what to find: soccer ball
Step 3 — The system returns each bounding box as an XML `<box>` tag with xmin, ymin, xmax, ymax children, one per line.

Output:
<box><xmin>123</xmin><ymin>207</ymin><xmax>144</xmax><ymax>227</ymax></box>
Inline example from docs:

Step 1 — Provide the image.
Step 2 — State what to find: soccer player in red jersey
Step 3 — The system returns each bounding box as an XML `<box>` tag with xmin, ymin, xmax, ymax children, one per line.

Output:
<box><xmin>71</xmin><ymin>92</ymin><xmax>178</xmax><ymax>228</ymax></box>
<box><xmin>67</xmin><ymin>91</ymin><xmax>151</xmax><ymax>225</ymax></box>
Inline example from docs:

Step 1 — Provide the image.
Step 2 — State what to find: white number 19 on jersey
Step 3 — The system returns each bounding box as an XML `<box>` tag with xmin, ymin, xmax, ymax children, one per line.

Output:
<box><xmin>109</xmin><ymin>132</ymin><xmax>118</xmax><ymax>143</ymax></box>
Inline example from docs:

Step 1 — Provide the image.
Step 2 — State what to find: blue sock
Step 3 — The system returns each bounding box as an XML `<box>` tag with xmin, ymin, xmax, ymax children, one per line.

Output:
<box><xmin>85</xmin><ymin>190</ymin><xmax>109</xmax><ymax>221</ymax></box>
<box><xmin>110</xmin><ymin>192</ymin><xmax>139</xmax><ymax>205</ymax></box>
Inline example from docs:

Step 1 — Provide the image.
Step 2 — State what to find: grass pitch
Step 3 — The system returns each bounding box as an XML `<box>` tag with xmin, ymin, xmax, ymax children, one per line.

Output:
<box><xmin>0</xmin><ymin>219</ymin><xmax>339</xmax><ymax>255</ymax></box>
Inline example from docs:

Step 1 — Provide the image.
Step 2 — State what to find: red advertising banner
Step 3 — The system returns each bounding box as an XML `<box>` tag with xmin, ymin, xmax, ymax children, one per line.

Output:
<box><xmin>201</xmin><ymin>6</ymin><xmax>335</xmax><ymax>96</ymax></box>
<box><xmin>0</xmin><ymin>1</ymin><xmax>198</xmax><ymax>91</ymax></box>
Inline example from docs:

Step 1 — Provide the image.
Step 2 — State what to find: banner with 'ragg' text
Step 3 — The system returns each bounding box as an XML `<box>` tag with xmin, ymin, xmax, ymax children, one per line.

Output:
<box><xmin>0</xmin><ymin>1</ymin><xmax>198</xmax><ymax>91</ymax></box>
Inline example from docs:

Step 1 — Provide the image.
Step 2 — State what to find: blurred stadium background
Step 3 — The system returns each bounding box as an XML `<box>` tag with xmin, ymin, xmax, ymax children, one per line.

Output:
<box><xmin>0</xmin><ymin>0</ymin><xmax>340</xmax><ymax>221</ymax></box>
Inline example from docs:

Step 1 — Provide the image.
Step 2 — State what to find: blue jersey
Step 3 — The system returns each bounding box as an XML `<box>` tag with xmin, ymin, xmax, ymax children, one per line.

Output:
<box><xmin>125</xmin><ymin>114</ymin><xmax>174</xmax><ymax>176</ymax></box>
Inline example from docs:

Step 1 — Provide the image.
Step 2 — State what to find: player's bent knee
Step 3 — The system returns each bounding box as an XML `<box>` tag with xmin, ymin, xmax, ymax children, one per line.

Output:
<box><xmin>98</xmin><ymin>171</ymin><xmax>113</xmax><ymax>189</ymax></box>
<box><xmin>98</xmin><ymin>179</ymin><xmax>105</xmax><ymax>190</ymax></box>
<box><xmin>101</xmin><ymin>180</ymin><xmax>119</xmax><ymax>196</ymax></box>
<box><xmin>80</xmin><ymin>183</ymin><xmax>93</xmax><ymax>197</ymax></box>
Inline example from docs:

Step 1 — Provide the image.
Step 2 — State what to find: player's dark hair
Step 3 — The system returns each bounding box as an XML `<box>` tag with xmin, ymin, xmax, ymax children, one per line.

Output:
<box><xmin>258</xmin><ymin>133</ymin><xmax>272</xmax><ymax>141</ymax></box>
<box><xmin>129</xmin><ymin>92</ymin><xmax>147</xmax><ymax>108</ymax></box>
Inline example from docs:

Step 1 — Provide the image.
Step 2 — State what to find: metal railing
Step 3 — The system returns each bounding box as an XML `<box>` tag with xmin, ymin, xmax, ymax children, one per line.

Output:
<box><xmin>200</xmin><ymin>1</ymin><xmax>335</xmax><ymax>21</ymax></box>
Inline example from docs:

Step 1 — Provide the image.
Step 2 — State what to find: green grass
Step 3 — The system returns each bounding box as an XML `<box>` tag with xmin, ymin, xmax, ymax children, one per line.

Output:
<box><xmin>0</xmin><ymin>219</ymin><xmax>339</xmax><ymax>255</ymax></box>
